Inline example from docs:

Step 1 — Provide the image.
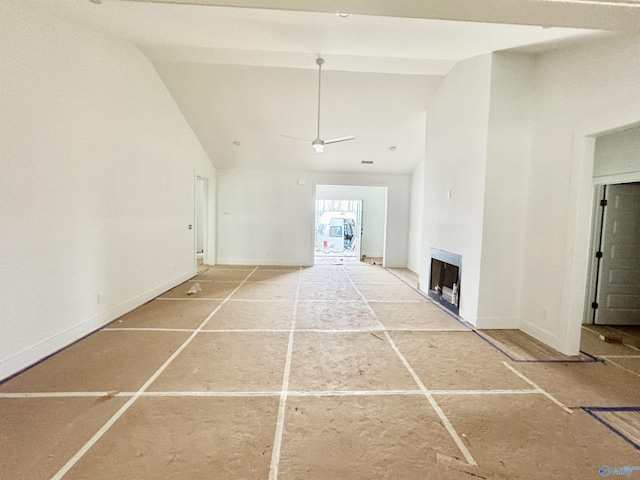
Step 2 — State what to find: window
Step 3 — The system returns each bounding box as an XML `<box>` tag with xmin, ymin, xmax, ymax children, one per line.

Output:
<box><xmin>329</xmin><ymin>225</ymin><xmax>343</xmax><ymax>237</ymax></box>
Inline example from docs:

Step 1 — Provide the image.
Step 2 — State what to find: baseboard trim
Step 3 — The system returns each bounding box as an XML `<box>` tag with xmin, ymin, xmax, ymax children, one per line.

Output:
<box><xmin>0</xmin><ymin>270</ymin><xmax>195</xmax><ymax>382</ymax></box>
<box><xmin>217</xmin><ymin>258</ymin><xmax>312</xmax><ymax>267</ymax></box>
<box><xmin>519</xmin><ymin>319</ymin><xmax>561</xmax><ymax>353</ymax></box>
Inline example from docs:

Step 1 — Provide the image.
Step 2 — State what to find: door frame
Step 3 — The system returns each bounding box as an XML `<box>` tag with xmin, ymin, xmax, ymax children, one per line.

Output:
<box><xmin>313</xmin><ymin>200</ymin><xmax>363</xmax><ymax>258</ymax></box>
<box><xmin>562</xmin><ymin>121</ymin><xmax>640</xmax><ymax>355</ymax></box>
<box><xmin>584</xmin><ymin>184</ymin><xmax>606</xmax><ymax>324</ymax></box>
<box><xmin>586</xmin><ymin>182</ymin><xmax>640</xmax><ymax>325</ymax></box>
<box><xmin>194</xmin><ymin>172</ymin><xmax>211</xmax><ymax>269</ymax></box>
<box><xmin>313</xmin><ymin>184</ymin><xmax>389</xmax><ymax>266</ymax></box>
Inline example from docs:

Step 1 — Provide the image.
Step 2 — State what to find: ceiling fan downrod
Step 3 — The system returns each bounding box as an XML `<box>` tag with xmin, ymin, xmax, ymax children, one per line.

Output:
<box><xmin>314</xmin><ymin>57</ymin><xmax>325</xmax><ymax>152</ymax></box>
<box><xmin>282</xmin><ymin>56</ymin><xmax>354</xmax><ymax>153</ymax></box>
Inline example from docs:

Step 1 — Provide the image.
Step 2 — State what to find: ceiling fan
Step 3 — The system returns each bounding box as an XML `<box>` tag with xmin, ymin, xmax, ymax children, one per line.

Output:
<box><xmin>283</xmin><ymin>57</ymin><xmax>355</xmax><ymax>153</ymax></box>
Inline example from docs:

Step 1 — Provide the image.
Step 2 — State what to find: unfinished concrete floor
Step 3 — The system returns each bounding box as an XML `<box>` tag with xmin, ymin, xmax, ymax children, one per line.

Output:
<box><xmin>1</xmin><ymin>265</ymin><xmax>639</xmax><ymax>479</ymax></box>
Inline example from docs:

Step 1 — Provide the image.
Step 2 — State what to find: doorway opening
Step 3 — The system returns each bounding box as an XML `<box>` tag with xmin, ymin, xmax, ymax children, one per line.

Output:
<box><xmin>582</xmin><ymin>181</ymin><xmax>640</xmax><ymax>355</ymax></box>
<box><xmin>588</xmin><ymin>182</ymin><xmax>640</xmax><ymax>326</ymax></box>
<box><xmin>314</xmin><ymin>185</ymin><xmax>388</xmax><ymax>266</ymax></box>
<box><xmin>195</xmin><ymin>175</ymin><xmax>208</xmax><ymax>273</ymax></box>
<box><xmin>314</xmin><ymin>200</ymin><xmax>362</xmax><ymax>262</ymax></box>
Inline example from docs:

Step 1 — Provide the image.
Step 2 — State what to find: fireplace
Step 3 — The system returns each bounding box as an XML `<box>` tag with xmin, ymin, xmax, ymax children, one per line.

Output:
<box><xmin>428</xmin><ymin>248</ymin><xmax>461</xmax><ymax>314</ymax></box>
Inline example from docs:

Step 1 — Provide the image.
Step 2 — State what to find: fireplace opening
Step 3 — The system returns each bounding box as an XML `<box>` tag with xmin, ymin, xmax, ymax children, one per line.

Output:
<box><xmin>428</xmin><ymin>249</ymin><xmax>461</xmax><ymax>314</ymax></box>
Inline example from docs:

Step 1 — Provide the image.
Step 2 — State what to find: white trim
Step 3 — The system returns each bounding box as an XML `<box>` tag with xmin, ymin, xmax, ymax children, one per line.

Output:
<box><xmin>519</xmin><ymin>319</ymin><xmax>561</xmax><ymax>353</ymax></box>
<box><xmin>195</xmin><ymin>170</ymin><xmax>215</xmax><ymax>266</ymax></box>
<box><xmin>50</xmin><ymin>267</ymin><xmax>259</xmax><ymax>480</ymax></box>
<box><xmin>562</xmin><ymin>117</ymin><xmax>640</xmax><ymax>356</ymax></box>
<box><xmin>593</xmin><ymin>172</ymin><xmax>640</xmax><ymax>185</ymax></box>
<box><xmin>583</xmin><ymin>184</ymin><xmax>606</xmax><ymax>324</ymax></box>
<box><xmin>217</xmin><ymin>259</ymin><xmax>314</xmax><ymax>267</ymax></box>
<box><xmin>0</xmin><ymin>270</ymin><xmax>195</xmax><ymax>382</ymax></box>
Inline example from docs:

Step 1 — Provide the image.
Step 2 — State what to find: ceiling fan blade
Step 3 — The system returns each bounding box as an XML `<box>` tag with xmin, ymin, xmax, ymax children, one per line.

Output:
<box><xmin>283</xmin><ymin>59</ymin><xmax>354</xmax><ymax>151</ymax></box>
<box><xmin>323</xmin><ymin>135</ymin><xmax>355</xmax><ymax>145</ymax></box>
<box><xmin>281</xmin><ymin>134</ymin><xmax>312</xmax><ymax>143</ymax></box>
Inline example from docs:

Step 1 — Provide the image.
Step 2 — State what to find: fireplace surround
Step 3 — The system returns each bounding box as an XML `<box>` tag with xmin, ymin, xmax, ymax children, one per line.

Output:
<box><xmin>428</xmin><ymin>248</ymin><xmax>461</xmax><ymax>315</ymax></box>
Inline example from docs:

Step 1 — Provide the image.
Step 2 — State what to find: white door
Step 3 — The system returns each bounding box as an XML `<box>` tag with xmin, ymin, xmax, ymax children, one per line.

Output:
<box><xmin>594</xmin><ymin>183</ymin><xmax>640</xmax><ymax>325</ymax></box>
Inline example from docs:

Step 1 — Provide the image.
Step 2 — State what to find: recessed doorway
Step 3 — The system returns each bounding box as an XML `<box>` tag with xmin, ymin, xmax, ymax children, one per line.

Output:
<box><xmin>587</xmin><ymin>182</ymin><xmax>640</xmax><ymax>326</ymax></box>
<box><xmin>195</xmin><ymin>175</ymin><xmax>208</xmax><ymax>273</ymax></box>
<box><xmin>315</xmin><ymin>185</ymin><xmax>388</xmax><ymax>266</ymax></box>
<box><xmin>575</xmin><ymin>123</ymin><xmax>640</xmax><ymax>368</ymax></box>
<box><xmin>580</xmin><ymin>181</ymin><xmax>640</xmax><ymax>366</ymax></box>
<box><xmin>315</xmin><ymin>200</ymin><xmax>362</xmax><ymax>260</ymax></box>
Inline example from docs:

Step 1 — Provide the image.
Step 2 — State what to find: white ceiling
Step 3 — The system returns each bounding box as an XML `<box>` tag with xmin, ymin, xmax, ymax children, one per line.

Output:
<box><xmin>154</xmin><ymin>62</ymin><xmax>440</xmax><ymax>173</ymax></box>
<box><xmin>15</xmin><ymin>0</ymin><xmax>640</xmax><ymax>173</ymax></box>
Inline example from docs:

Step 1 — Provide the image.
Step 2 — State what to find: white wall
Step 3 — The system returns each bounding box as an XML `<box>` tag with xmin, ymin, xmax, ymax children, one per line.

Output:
<box><xmin>216</xmin><ymin>170</ymin><xmax>314</xmax><ymax>266</ymax></box>
<box><xmin>594</xmin><ymin>124</ymin><xmax>640</xmax><ymax>180</ymax></box>
<box><xmin>477</xmin><ymin>53</ymin><xmax>534</xmax><ymax>329</ymax></box>
<box><xmin>412</xmin><ymin>36</ymin><xmax>640</xmax><ymax>352</ymax></box>
<box><xmin>216</xmin><ymin>170</ymin><xmax>411</xmax><ymax>267</ymax></box>
<box><xmin>420</xmin><ymin>54</ymin><xmax>493</xmax><ymax>325</ymax></box>
<box><xmin>521</xmin><ymin>34</ymin><xmax>640</xmax><ymax>354</ymax></box>
<box><xmin>316</xmin><ymin>185</ymin><xmax>387</xmax><ymax>258</ymax></box>
<box><xmin>0</xmin><ymin>3</ymin><xmax>215</xmax><ymax>380</ymax></box>
<box><xmin>407</xmin><ymin>160</ymin><xmax>424</xmax><ymax>274</ymax></box>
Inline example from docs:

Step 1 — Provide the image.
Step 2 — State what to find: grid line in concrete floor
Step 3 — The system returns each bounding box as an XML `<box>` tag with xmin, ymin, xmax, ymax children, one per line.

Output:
<box><xmin>1</xmin><ymin>264</ymin><xmax>639</xmax><ymax>480</ymax></box>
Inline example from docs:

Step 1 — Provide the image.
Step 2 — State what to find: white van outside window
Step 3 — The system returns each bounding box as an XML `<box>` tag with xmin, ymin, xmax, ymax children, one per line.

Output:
<box><xmin>315</xmin><ymin>212</ymin><xmax>357</xmax><ymax>253</ymax></box>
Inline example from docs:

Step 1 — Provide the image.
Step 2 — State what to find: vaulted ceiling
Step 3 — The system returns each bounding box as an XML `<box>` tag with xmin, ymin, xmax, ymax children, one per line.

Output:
<box><xmin>18</xmin><ymin>0</ymin><xmax>640</xmax><ymax>173</ymax></box>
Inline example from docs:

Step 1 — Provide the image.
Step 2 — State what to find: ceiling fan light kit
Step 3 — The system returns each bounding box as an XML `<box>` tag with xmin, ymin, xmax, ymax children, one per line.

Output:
<box><xmin>283</xmin><ymin>57</ymin><xmax>355</xmax><ymax>154</ymax></box>
<box><xmin>312</xmin><ymin>139</ymin><xmax>325</xmax><ymax>153</ymax></box>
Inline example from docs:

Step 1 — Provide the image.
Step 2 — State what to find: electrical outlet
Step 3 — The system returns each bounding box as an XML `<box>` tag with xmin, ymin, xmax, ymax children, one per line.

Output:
<box><xmin>97</xmin><ymin>292</ymin><xmax>104</xmax><ymax>304</ymax></box>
